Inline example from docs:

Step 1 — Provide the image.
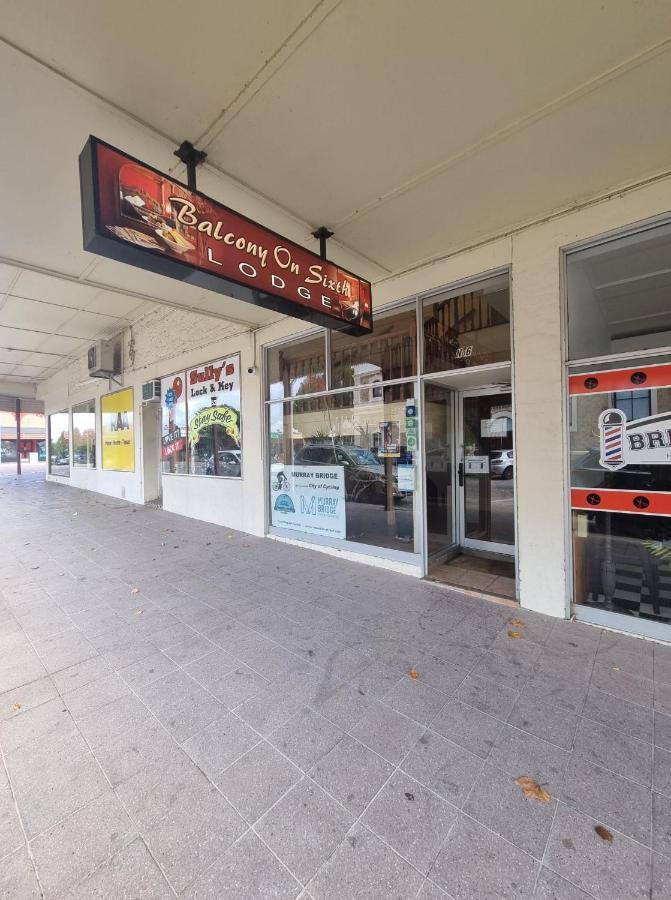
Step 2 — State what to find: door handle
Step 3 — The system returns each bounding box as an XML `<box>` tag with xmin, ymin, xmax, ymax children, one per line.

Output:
<box><xmin>458</xmin><ymin>462</ymin><xmax>464</xmax><ymax>487</ymax></box>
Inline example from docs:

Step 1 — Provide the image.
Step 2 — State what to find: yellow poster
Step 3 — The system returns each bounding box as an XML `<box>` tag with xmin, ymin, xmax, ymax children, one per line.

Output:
<box><xmin>101</xmin><ymin>387</ymin><xmax>134</xmax><ymax>471</ymax></box>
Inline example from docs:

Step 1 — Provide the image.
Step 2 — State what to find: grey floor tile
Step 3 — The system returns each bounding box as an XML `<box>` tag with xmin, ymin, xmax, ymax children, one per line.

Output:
<box><xmin>93</xmin><ymin>718</ymin><xmax>176</xmax><ymax>787</ymax></box>
<box><xmin>309</xmin><ymin>735</ymin><xmax>394</xmax><ymax>816</ymax></box>
<box><xmin>583</xmin><ymin>686</ymin><xmax>653</xmax><ymax>742</ymax></box>
<box><xmin>0</xmin><ymin>847</ymin><xmax>41</xmax><ymax>899</ymax></box>
<box><xmin>507</xmin><ymin>691</ymin><xmax>579</xmax><ymax>751</ymax></box>
<box><xmin>308</xmin><ymin>822</ymin><xmax>424</xmax><ymax>899</ymax></box>
<box><xmin>117</xmin><ymin>651</ymin><xmax>177</xmax><ymax>688</ymax></box>
<box><xmin>488</xmin><ymin>725</ymin><xmax>570</xmax><ymax>796</ymax></box>
<box><xmin>653</xmin><ymin>791</ymin><xmax>671</xmax><ymax>857</ymax></box>
<box><xmin>0</xmin><ymin>696</ymin><xmax>73</xmax><ymax>755</ymax></box>
<box><xmin>0</xmin><ymin>771</ymin><xmax>24</xmax><ymax>862</ymax></box>
<box><xmin>74</xmin><ymin>693</ymin><xmax>150</xmax><ymax>748</ymax></box>
<box><xmin>655</xmin><ymin>682</ymin><xmax>671</xmax><ymax>716</ymax></box>
<box><xmin>382</xmin><ymin>676</ymin><xmax>450</xmax><ymax>726</ymax></box>
<box><xmin>51</xmin><ymin>656</ymin><xmax>113</xmax><ymax>696</ymax></box>
<box><xmin>182</xmin><ymin>712</ymin><xmax>260</xmax><ymax>778</ymax></box>
<box><xmin>524</xmin><ymin>670</ymin><xmax>590</xmax><ymax>715</ymax></box>
<box><xmin>655</xmin><ymin>746</ymin><xmax>671</xmax><ymax>797</ymax></box>
<box><xmin>188</xmin><ymin>657</ymin><xmax>269</xmax><ymax>709</ymax></box>
<box><xmin>33</xmin><ymin>629</ymin><xmax>97</xmax><ymax>674</ymax></box>
<box><xmin>183</xmin><ymin>829</ymin><xmax>302</xmax><ymax>899</ymax></box>
<box><xmin>361</xmin><ymin>771</ymin><xmax>457</xmax><ymax>874</ymax></box>
<box><xmin>235</xmin><ymin>687</ymin><xmax>304</xmax><ymax>736</ymax></box>
<box><xmin>164</xmin><ymin>633</ymin><xmax>216</xmax><ymax>666</ymax></box>
<box><xmin>463</xmin><ymin>762</ymin><xmax>556</xmax><ymax>859</ymax></box>
<box><xmin>472</xmin><ymin>650</ymin><xmax>535</xmax><ymax>690</ymax></box>
<box><xmin>350</xmin><ymin>701</ymin><xmax>425</xmax><ymax>765</ymax></box>
<box><xmin>63</xmin><ymin>672</ymin><xmax>132</xmax><ymax>717</ymax></box>
<box><xmin>561</xmin><ymin>756</ymin><xmax>653</xmax><ymax>845</ymax></box>
<box><xmin>143</xmin><ymin>785</ymin><xmax>246</xmax><ymax>893</ymax></box>
<box><xmin>0</xmin><ymin>675</ymin><xmax>58</xmax><ymax>717</ymax></box>
<box><xmin>215</xmin><ymin>741</ymin><xmax>302</xmax><ymax>823</ymax></box>
<box><xmin>409</xmin><ymin>651</ymin><xmax>468</xmax><ymax>695</ymax></box>
<box><xmin>591</xmin><ymin>664</ymin><xmax>654</xmax><ymax>708</ymax></box>
<box><xmin>431</xmin><ymin>699</ymin><xmax>504</xmax><ymax>759</ymax></box>
<box><xmin>430</xmin><ymin>814</ymin><xmax>538</xmax><ymax>899</ymax></box>
<box><xmin>653</xmin><ymin>852</ymin><xmax>671</xmax><ymax>900</ymax></box>
<box><xmin>30</xmin><ymin>791</ymin><xmax>136</xmax><ymax>898</ymax></box>
<box><xmin>137</xmin><ymin>671</ymin><xmax>227</xmax><ymax>743</ymax></box>
<box><xmin>401</xmin><ymin>729</ymin><xmax>483</xmax><ymax>807</ymax></box>
<box><xmin>347</xmin><ymin>662</ymin><xmax>403</xmax><ymax>699</ymax></box>
<box><xmin>269</xmin><ymin>708</ymin><xmax>345</xmax><ymax>771</ymax></box>
<box><xmin>544</xmin><ymin>804</ymin><xmax>651</xmax><ymax>900</ymax></box>
<box><xmin>310</xmin><ymin>681</ymin><xmax>375</xmax><ymax>732</ymax></box>
<box><xmin>416</xmin><ymin>880</ymin><xmax>450</xmax><ymax>899</ymax></box>
<box><xmin>655</xmin><ymin>711</ymin><xmax>671</xmax><ymax>751</ymax></box>
<box><xmin>64</xmin><ymin>837</ymin><xmax>173</xmax><ymax>899</ymax></box>
<box><xmin>453</xmin><ymin>674</ymin><xmax>519</xmax><ymax>721</ymax></box>
<box><xmin>596</xmin><ymin>644</ymin><xmax>654</xmax><ymax>682</ymax></box>
<box><xmin>534</xmin><ymin>867</ymin><xmax>598</xmax><ymax>899</ymax></box>
<box><xmin>574</xmin><ymin>718</ymin><xmax>652</xmax><ymax>786</ymax></box>
<box><xmin>257</xmin><ymin>779</ymin><xmax>354</xmax><ymax>883</ymax></box>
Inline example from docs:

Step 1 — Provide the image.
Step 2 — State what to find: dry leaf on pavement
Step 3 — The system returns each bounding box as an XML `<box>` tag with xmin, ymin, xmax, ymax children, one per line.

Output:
<box><xmin>510</xmin><ymin>618</ymin><xmax>525</xmax><ymax>627</ymax></box>
<box><xmin>515</xmin><ymin>776</ymin><xmax>551</xmax><ymax>802</ymax></box>
<box><xmin>131</xmin><ymin>587</ymin><xmax>140</xmax><ymax>594</ymax></box>
<box><xmin>409</xmin><ymin>669</ymin><xmax>419</xmax><ymax>679</ymax></box>
<box><xmin>508</xmin><ymin>631</ymin><xmax>522</xmax><ymax>639</ymax></box>
<box><xmin>10</xmin><ymin>703</ymin><xmax>21</xmax><ymax>711</ymax></box>
<box><xmin>595</xmin><ymin>825</ymin><xmax>613</xmax><ymax>842</ymax></box>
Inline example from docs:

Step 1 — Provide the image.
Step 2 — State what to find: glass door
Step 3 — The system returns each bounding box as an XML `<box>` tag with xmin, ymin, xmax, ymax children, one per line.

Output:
<box><xmin>458</xmin><ymin>389</ymin><xmax>515</xmax><ymax>554</ymax></box>
<box><xmin>424</xmin><ymin>383</ymin><xmax>456</xmax><ymax>559</ymax></box>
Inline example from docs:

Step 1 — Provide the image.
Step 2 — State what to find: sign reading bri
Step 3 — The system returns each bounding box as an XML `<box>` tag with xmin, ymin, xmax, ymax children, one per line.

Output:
<box><xmin>79</xmin><ymin>137</ymin><xmax>372</xmax><ymax>335</ymax></box>
<box><xmin>599</xmin><ymin>408</ymin><xmax>671</xmax><ymax>470</ymax></box>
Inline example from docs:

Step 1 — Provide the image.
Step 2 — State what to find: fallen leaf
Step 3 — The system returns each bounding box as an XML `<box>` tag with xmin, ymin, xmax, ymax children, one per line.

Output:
<box><xmin>131</xmin><ymin>587</ymin><xmax>140</xmax><ymax>595</ymax></box>
<box><xmin>10</xmin><ymin>703</ymin><xmax>21</xmax><ymax>711</ymax></box>
<box><xmin>510</xmin><ymin>618</ymin><xmax>525</xmax><ymax>627</ymax></box>
<box><xmin>72</xmin><ymin>512</ymin><xmax>78</xmax><ymax>517</ymax></box>
<box><xmin>515</xmin><ymin>776</ymin><xmax>551</xmax><ymax>803</ymax></box>
<box><xmin>135</xmin><ymin>609</ymin><xmax>144</xmax><ymax>615</ymax></box>
<box><xmin>404</xmin><ymin>792</ymin><xmax>415</xmax><ymax>801</ymax></box>
<box><xmin>612</xmin><ymin>666</ymin><xmax>620</xmax><ymax>671</ymax></box>
<box><xmin>595</xmin><ymin>825</ymin><xmax>613</xmax><ymax>843</ymax></box>
<box><xmin>409</xmin><ymin>669</ymin><xmax>419</xmax><ymax>679</ymax></box>
<box><xmin>508</xmin><ymin>631</ymin><xmax>522</xmax><ymax>639</ymax></box>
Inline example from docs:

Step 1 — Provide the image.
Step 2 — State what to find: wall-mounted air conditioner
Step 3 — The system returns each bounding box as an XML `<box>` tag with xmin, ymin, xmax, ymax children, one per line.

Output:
<box><xmin>87</xmin><ymin>338</ymin><xmax>122</xmax><ymax>378</ymax></box>
<box><xmin>142</xmin><ymin>380</ymin><xmax>161</xmax><ymax>402</ymax></box>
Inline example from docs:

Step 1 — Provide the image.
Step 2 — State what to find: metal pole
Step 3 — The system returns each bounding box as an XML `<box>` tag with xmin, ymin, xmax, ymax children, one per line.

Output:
<box><xmin>15</xmin><ymin>398</ymin><xmax>21</xmax><ymax>475</ymax></box>
<box><xmin>173</xmin><ymin>141</ymin><xmax>207</xmax><ymax>191</ymax></box>
<box><xmin>312</xmin><ymin>226</ymin><xmax>334</xmax><ymax>260</ymax></box>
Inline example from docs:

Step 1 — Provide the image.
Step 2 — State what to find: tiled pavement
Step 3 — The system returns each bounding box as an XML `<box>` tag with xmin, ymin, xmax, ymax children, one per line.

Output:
<box><xmin>0</xmin><ymin>475</ymin><xmax>670</xmax><ymax>898</ymax></box>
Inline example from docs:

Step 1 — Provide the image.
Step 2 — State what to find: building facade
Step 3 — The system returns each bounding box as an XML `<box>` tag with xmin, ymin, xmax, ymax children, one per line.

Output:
<box><xmin>39</xmin><ymin>170</ymin><xmax>671</xmax><ymax>643</ymax></box>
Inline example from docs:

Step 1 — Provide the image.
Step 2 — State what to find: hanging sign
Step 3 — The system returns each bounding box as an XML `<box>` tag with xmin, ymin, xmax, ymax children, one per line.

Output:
<box><xmin>599</xmin><ymin>409</ymin><xmax>671</xmax><ymax>470</ymax></box>
<box><xmin>270</xmin><ymin>464</ymin><xmax>346</xmax><ymax>538</ymax></box>
<box><xmin>79</xmin><ymin>137</ymin><xmax>372</xmax><ymax>335</ymax></box>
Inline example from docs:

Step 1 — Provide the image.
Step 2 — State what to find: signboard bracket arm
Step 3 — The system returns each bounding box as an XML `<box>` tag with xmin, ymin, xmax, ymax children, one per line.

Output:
<box><xmin>312</xmin><ymin>226</ymin><xmax>334</xmax><ymax>260</ymax></box>
<box><xmin>173</xmin><ymin>141</ymin><xmax>207</xmax><ymax>191</ymax></box>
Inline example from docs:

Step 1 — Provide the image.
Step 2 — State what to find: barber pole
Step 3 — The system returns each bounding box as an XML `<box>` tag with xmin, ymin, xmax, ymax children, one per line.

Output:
<box><xmin>599</xmin><ymin>409</ymin><xmax>626</xmax><ymax>470</ymax></box>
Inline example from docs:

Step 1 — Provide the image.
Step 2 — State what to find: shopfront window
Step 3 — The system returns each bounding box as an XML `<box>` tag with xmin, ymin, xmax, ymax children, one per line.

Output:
<box><xmin>267</xmin><ymin>334</ymin><xmax>326</xmax><ymax>399</ymax></box>
<box><xmin>48</xmin><ymin>410</ymin><xmax>70</xmax><ymax>476</ymax></box>
<box><xmin>331</xmin><ymin>306</ymin><xmax>417</xmax><ymax>388</ymax></box>
<box><xmin>567</xmin><ymin>223</ymin><xmax>671</xmax><ymax>362</ymax></box>
<box><xmin>269</xmin><ymin>382</ymin><xmax>418</xmax><ymax>552</ymax></box>
<box><xmin>161</xmin><ymin>372</ymin><xmax>188</xmax><ymax>474</ymax></box>
<box><xmin>569</xmin><ymin>367</ymin><xmax>671</xmax><ymax>625</ymax></box>
<box><xmin>423</xmin><ymin>274</ymin><xmax>510</xmax><ymax>373</ymax></box>
<box><xmin>187</xmin><ymin>355</ymin><xmax>242</xmax><ymax>477</ymax></box>
<box><xmin>72</xmin><ymin>400</ymin><xmax>96</xmax><ymax>468</ymax></box>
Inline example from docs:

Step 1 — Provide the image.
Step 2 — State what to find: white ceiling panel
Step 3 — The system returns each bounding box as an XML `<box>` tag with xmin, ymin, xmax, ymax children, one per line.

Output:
<box><xmin>0</xmin><ymin>296</ymin><xmax>76</xmax><ymax>332</ymax></box>
<box><xmin>5</xmin><ymin>364</ymin><xmax>47</xmax><ymax>377</ymax></box>
<box><xmin>19</xmin><ymin>351</ymin><xmax>67</xmax><ymax>367</ymax></box>
<box><xmin>10</xmin><ymin>271</ymin><xmax>100</xmax><ymax>309</ymax></box>
<box><xmin>33</xmin><ymin>334</ymin><xmax>86</xmax><ymax>355</ymax></box>
<box><xmin>0</xmin><ymin>264</ymin><xmax>20</xmax><ymax>294</ymax></box>
<box><xmin>59</xmin><ymin>310</ymin><xmax>124</xmax><ymax>340</ymax></box>
<box><xmin>0</xmin><ymin>348</ymin><xmax>29</xmax><ymax>365</ymax></box>
<box><xmin>0</xmin><ymin>326</ymin><xmax>47</xmax><ymax>351</ymax></box>
<box><xmin>0</xmin><ymin>0</ymin><xmax>317</xmax><ymax>140</ymax></box>
<box><xmin>84</xmin><ymin>290</ymin><xmax>152</xmax><ymax>319</ymax></box>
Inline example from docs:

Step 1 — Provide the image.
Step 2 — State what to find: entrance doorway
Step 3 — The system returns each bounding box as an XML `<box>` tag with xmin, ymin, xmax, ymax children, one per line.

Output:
<box><xmin>424</xmin><ymin>379</ymin><xmax>516</xmax><ymax>599</ymax></box>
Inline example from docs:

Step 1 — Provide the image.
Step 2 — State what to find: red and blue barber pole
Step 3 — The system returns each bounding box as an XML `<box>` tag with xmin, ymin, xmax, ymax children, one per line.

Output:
<box><xmin>598</xmin><ymin>409</ymin><xmax>626</xmax><ymax>471</ymax></box>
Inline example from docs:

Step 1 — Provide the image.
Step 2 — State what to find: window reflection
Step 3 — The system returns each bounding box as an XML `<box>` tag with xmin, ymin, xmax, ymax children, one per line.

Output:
<box><xmin>72</xmin><ymin>400</ymin><xmax>96</xmax><ymax>468</ymax></box>
<box><xmin>267</xmin><ymin>334</ymin><xmax>326</xmax><ymax>399</ymax></box>
<box><xmin>331</xmin><ymin>307</ymin><xmax>417</xmax><ymax>388</ymax></box>
<box><xmin>48</xmin><ymin>411</ymin><xmax>70</xmax><ymax>476</ymax></box>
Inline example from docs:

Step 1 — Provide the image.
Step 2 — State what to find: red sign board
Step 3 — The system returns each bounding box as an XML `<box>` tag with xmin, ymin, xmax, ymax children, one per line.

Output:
<box><xmin>79</xmin><ymin>137</ymin><xmax>372</xmax><ymax>335</ymax></box>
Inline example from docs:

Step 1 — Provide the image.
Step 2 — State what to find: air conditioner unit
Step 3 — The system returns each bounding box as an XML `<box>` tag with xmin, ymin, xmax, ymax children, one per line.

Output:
<box><xmin>142</xmin><ymin>379</ymin><xmax>161</xmax><ymax>402</ymax></box>
<box><xmin>87</xmin><ymin>338</ymin><xmax>122</xmax><ymax>378</ymax></box>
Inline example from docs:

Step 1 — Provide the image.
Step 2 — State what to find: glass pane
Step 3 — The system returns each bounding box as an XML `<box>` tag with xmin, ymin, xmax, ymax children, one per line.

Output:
<box><xmin>573</xmin><ymin>510</ymin><xmax>671</xmax><ymax>624</ymax></box>
<box><xmin>48</xmin><ymin>411</ymin><xmax>70</xmax><ymax>476</ymax></box>
<box><xmin>267</xmin><ymin>334</ymin><xmax>326</xmax><ymax>399</ymax></box>
<box><xmin>331</xmin><ymin>306</ymin><xmax>417</xmax><ymax>388</ymax></box>
<box><xmin>187</xmin><ymin>356</ymin><xmax>242</xmax><ymax>477</ymax></box>
<box><xmin>72</xmin><ymin>400</ymin><xmax>96</xmax><ymax>468</ymax></box>
<box><xmin>424</xmin><ymin>383</ymin><xmax>454</xmax><ymax>555</ymax></box>
<box><xmin>569</xmin><ymin>388</ymin><xmax>671</xmax><ymax>493</ymax></box>
<box><xmin>423</xmin><ymin>274</ymin><xmax>510</xmax><ymax>373</ymax></box>
<box><xmin>462</xmin><ymin>394</ymin><xmax>514</xmax><ymax>545</ymax></box>
<box><xmin>161</xmin><ymin>373</ymin><xmax>188</xmax><ymax>474</ymax></box>
<box><xmin>567</xmin><ymin>223</ymin><xmax>671</xmax><ymax>361</ymax></box>
<box><xmin>269</xmin><ymin>383</ymin><xmax>418</xmax><ymax>552</ymax></box>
